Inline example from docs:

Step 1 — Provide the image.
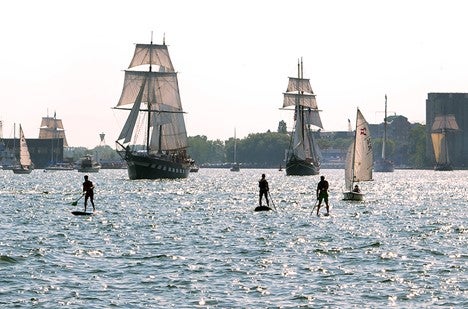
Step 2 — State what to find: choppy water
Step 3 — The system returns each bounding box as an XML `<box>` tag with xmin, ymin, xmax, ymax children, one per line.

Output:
<box><xmin>0</xmin><ymin>168</ymin><xmax>466</xmax><ymax>308</ymax></box>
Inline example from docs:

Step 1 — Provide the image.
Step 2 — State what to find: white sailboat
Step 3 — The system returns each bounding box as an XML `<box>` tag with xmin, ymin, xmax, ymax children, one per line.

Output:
<box><xmin>431</xmin><ymin>114</ymin><xmax>459</xmax><ymax>171</ymax></box>
<box><xmin>374</xmin><ymin>94</ymin><xmax>394</xmax><ymax>172</ymax></box>
<box><xmin>230</xmin><ymin>128</ymin><xmax>240</xmax><ymax>172</ymax></box>
<box><xmin>282</xmin><ymin>58</ymin><xmax>322</xmax><ymax>176</ymax></box>
<box><xmin>343</xmin><ymin>109</ymin><xmax>373</xmax><ymax>201</ymax></box>
<box><xmin>12</xmin><ymin>124</ymin><xmax>33</xmax><ymax>174</ymax></box>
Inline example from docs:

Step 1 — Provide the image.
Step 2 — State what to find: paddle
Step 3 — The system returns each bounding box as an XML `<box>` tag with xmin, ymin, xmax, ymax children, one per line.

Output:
<box><xmin>71</xmin><ymin>193</ymin><xmax>84</xmax><ymax>206</ymax></box>
<box><xmin>311</xmin><ymin>198</ymin><xmax>319</xmax><ymax>215</ymax></box>
<box><xmin>268</xmin><ymin>191</ymin><xmax>278</xmax><ymax>212</ymax></box>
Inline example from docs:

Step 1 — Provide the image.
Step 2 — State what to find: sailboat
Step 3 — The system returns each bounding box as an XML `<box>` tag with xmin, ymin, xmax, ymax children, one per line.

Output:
<box><xmin>431</xmin><ymin>114</ymin><xmax>459</xmax><ymax>171</ymax></box>
<box><xmin>282</xmin><ymin>58</ymin><xmax>322</xmax><ymax>176</ymax></box>
<box><xmin>115</xmin><ymin>34</ymin><xmax>191</xmax><ymax>179</ymax></box>
<box><xmin>230</xmin><ymin>128</ymin><xmax>240</xmax><ymax>172</ymax></box>
<box><xmin>12</xmin><ymin>124</ymin><xmax>33</xmax><ymax>174</ymax></box>
<box><xmin>374</xmin><ymin>94</ymin><xmax>394</xmax><ymax>172</ymax></box>
<box><xmin>343</xmin><ymin>109</ymin><xmax>373</xmax><ymax>201</ymax></box>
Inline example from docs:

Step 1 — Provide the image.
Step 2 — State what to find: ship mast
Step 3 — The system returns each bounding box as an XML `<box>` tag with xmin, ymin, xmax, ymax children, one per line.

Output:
<box><xmin>382</xmin><ymin>94</ymin><xmax>387</xmax><ymax>160</ymax></box>
<box><xmin>147</xmin><ymin>32</ymin><xmax>153</xmax><ymax>153</ymax></box>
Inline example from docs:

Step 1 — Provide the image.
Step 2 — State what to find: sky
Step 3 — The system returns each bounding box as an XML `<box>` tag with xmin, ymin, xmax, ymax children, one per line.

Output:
<box><xmin>1</xmin><ymin>0</ymin><xmax>468</xmax><ymax>148</ymax></box>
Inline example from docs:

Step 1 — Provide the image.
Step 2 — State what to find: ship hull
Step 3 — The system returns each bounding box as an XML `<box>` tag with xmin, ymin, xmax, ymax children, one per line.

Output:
<box><xmin>285</xmin><ymin>157</ymin><xmax>319</xmax><ymax>176</ymax></box>
<box><xmin>434</xmin><ymin>163</ymin><xmax>452</xmax><ymax>171</ymax></box>
<box><xmin>125</xmin><ymin>153</ymin><xmax>190</xmax><ymax>180</ymax></box>
<box><xmin>374</xmin><ymin>159</ymin><xmax>394</xmax><ymax>172</ymax></box>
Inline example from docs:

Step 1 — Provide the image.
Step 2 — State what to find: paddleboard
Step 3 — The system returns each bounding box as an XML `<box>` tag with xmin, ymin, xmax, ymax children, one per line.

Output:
<box><xmin>254</xmin><ymin>205</ymin><xmax>272</xmax><ymax>212</ymax></box>
<box><xmin>71</xmin><ymin>211</ymin><xmax>93</xmax><ymax>216</ymax></box>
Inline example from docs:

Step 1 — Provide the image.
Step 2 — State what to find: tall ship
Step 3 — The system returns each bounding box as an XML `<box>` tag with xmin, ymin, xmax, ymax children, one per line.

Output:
<box><xmin>39</xmin><ymin>112</ymin><xmax>73</xmax><ymax>171</ymax></box>
<box><xmin>374</xmin><ymin>94</ymin><xmax>394</xmax><ymax>172</ymax></box>
<box><xmin>431</xmin><ymin>114</ymin><xmax>459</xmax><ymax>171</ymax></box>
<box><xmin>115</xmin><ymin>35</ymin><xmax>191</xmax><ymax>179</ymax></box>
<box><xmin>282</xmin><ymin>59</ymin><xmax>322</xmax><ymax>176</ymax></box>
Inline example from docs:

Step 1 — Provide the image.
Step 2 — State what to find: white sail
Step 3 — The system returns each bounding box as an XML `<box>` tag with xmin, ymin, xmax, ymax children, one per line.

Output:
<box><xmin>283</xmin><ymin>93</ymin><xmax>318</xmax><ymax>109</ymax></box>
<box><xmin>345</xmin><ymin>109</ymin><xmax>373</xmax><ymax>191</ymax></box>
<box><xmin>344</xmin><ymin>143</ymin><xmax>354</xmax><ymax>190</ymax></box>
<box><xmin>18</xmin><ymin>125</ymin><xmax>32</xmax><ymax>167</ymax></box>
<box><xmin>287</xmin><ymin>77</ymin><xmax>313</xmax><ymax>93</ymax></box>
<box><xmin>128</xmin><ymin>43</ymin><xmax>174</xmax><ymax>71</ymax></box>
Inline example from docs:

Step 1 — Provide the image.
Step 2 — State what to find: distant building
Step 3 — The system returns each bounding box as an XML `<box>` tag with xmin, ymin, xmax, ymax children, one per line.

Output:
<box><xmin>426</xmin><ymin>93</ymin><xmax>468</xmax><ymax>168</ymax></box>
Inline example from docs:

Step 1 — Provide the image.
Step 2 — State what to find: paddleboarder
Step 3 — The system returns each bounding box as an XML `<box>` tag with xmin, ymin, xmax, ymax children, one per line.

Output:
<box><xmin>316</xmin><ymin>175</ymin><xmax>329</xmax><ymax>216</ymax></box>
<box><xmin>82</xmin><ymin>175</ymin><xmax>95</xmax><ymax>212</ymax></box>
<box><xmin>258</xmin><ymin>173</ymin><xmax>270</xmax><ymax>208</ymax></box>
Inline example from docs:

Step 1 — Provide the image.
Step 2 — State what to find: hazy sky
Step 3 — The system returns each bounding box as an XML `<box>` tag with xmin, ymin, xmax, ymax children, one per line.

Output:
<box><xmin>1</xmin><ymin>0</ymin><xmax>468</xmax><ymax>148</ymax></box>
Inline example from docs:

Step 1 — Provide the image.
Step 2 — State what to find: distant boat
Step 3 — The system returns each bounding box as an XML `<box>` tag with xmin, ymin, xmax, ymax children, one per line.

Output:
<box><xmin>115</xmin><ymin>34</ymin><xmax>191</xmax><ymax>179</ymax></box>
<box><xmin>374</xmin><ymin>94</ymin><xmax>394</xmax><ymax>172</ymax></box>
<box><xmin>282</xmin><ymin>58</ymin><xmax>322</xmax><ymax>176</ymax></box>
<box><xmin>189</xmin><ymin>160</ymin><xmax>199</xmax><ymax>172</ymax></box>
<box><xmin>77</xmin><ymin>154</ymin><xmax>100</xmax><ymax>173</ymax></box>
<box><xmin>12</xmin><ymin>124</ymin><xmax>33</xmax><ymax>174</ymax></box>
<box><xmin>431</xmin><ymin>114</ymin><xmax>459</xmax><ymax>171</ymax></box>
<box><xmin>40</xmin><ymin>112</ymin><xmax>72</xmax><ymax>171</ymax></box>
<box><xmin>230</xmin><ymin>128</ymin><xmax>240</xmax><ymax>172</ymax></box>
<box><xmin>343</xmin><ymin>109</ymin><xmax>373</xmax><ymax>201</ymax></box>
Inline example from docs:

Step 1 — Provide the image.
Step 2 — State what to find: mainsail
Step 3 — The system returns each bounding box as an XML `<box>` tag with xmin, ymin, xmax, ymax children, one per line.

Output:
<box><xmin>18</xmin><ymin>125</ymin><xmax>32</xmax><ymax>167</ymax></box>
<box><xmin>430</xmin><ymin>114</ymin><xmax>459</xmax><ymax>167</ymax></box>
<box><xmin>345</xmin><ymin>109</ymin><xmax>373</xmax><ymax>191</ymax></box>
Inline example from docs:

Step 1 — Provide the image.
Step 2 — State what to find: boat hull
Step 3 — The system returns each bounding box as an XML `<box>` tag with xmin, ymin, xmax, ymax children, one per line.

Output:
<box><xmin>374</xmin><ymin>159</ymin><xmax>394</xmax><ymax>172</ymax></box>
<box><xmin>13</xmin><ymin>168</ymin><xmax>32</xmax><ymax>174</ymax></box>
<box><xmin>434</xmin><ymin>163</ymin><xmax>452</xmax><ymax>171</ymax></box>
<box><xmin>125</xmin><ymin>153</ymin><xmax>190</xmax><ymax>180</ymax></box>
<box><xmin>343</xmin><ymin>191</ymin><xmax>364</xmax><ymax>201</ymax></box>
<box><xmin>285</xmin><ymin>158</ymin><xmax>319</xmax><ymax>176</ymax></box>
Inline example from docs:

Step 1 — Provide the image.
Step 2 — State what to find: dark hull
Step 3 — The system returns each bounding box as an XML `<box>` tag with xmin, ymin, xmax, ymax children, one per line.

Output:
<box><xmin>13</xmin><ymin>168</ymin><xmax>32</xmax><ymax>174</ymax></box>
<box><xmin>434</xmin><ymin>163</ymin><xmax>452</xmax><ymax>171</ymax></box>
<box><xmin>374</xmin><ymin>159</ymin><xmax>394</xmax><ymax>172</ymax></box>
<box><xmin>125</xmin><ymin>153</ymin><xmax>190</xmax><ymax>180</ymax></box>
<box><xmin>285</xmin><ymin>157</ymin><xmax>319</xmax><ymax>176</ymax></box>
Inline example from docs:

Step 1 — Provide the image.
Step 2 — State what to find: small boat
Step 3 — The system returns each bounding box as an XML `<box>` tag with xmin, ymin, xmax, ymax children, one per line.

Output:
<box><xmin>115</xmin><ymin>34</ymin><xmax>191</xmax><ymax>179</ymax></box>
<box><xmin>431</xmin><ymin>114</ymin><xmax>459</xmax><ymax>171</ymax></box>
<box><xmin>343</xmin><ymin>109</ymin><xmax>373</xmax><ymax>201</ymax></box>
<box><xmin>77</xmin><ymin>154</ymin><xmax>100</xmax><ymax>173</ymax></box>
<box><xmin>12</xmin><ymin>124</ymin><xmax>33</xmax><ymax>174</ymax></box>
<box><xmin>189</xmin><ymin>160</ymin><xmax>199</xmax><ymax>172</ymax></box>
<box><xmin>44</xmin><ymin>162</ymin><xmax>74</xmax><ymax>171</ymax></box>
<box><xmin>374</xmin><ymin>94</ymin><xmax>394</xmax><ymax>172</ymax></box>
<box><xmin>230</xmin><ymin>128</ymin><xmax>240</xmax><ymax>172</ymax></box>
<box><xmin>282</xmin><ymin>58</ymin><xmax>322</xmax><ymax>176</ymax></box>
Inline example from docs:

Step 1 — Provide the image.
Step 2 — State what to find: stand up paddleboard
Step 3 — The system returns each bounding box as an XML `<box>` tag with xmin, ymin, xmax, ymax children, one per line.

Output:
<box><xmin>254</xmin><ymin>205</ymin><xmax>272</xmax><ymax>212</ymax></box>
<box><xmin>71</xmin><ymin>211</ymin><xmax>93</xmax><ymax>216</ymax></box>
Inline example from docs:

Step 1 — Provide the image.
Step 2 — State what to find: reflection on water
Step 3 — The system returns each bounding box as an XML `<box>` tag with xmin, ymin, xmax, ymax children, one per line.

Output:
<box><xmin>0</xmin><ymin>169</ymin><xmax>466</xmax><ymax>307</ymax></box>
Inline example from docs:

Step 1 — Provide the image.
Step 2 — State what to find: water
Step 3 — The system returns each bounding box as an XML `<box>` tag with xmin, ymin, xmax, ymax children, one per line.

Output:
<box><xmin>0</xmin><ymin>168</ymin><xmax>466</xmax><ymax>308</ymax></box>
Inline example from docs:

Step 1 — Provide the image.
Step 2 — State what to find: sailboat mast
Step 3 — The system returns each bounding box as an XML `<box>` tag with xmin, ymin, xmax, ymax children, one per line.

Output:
<box><xmin>146</xmin><ymin>33</ymin><xmax>153</xmax><ymax>152</ymax></box>
<box><xmin>350</xmin><ymin>110</ymin><xmax>359</xmax><ymax>191</ymax></box>
<box><xmin>382</xmin><ymin>94</ymin><xmax>387</xmax><ymax>160</ymax></box>
<box><xmin>233</xmin><ymin>128</ymin><xmax>237</xmax><ymax>162</ymax></box>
